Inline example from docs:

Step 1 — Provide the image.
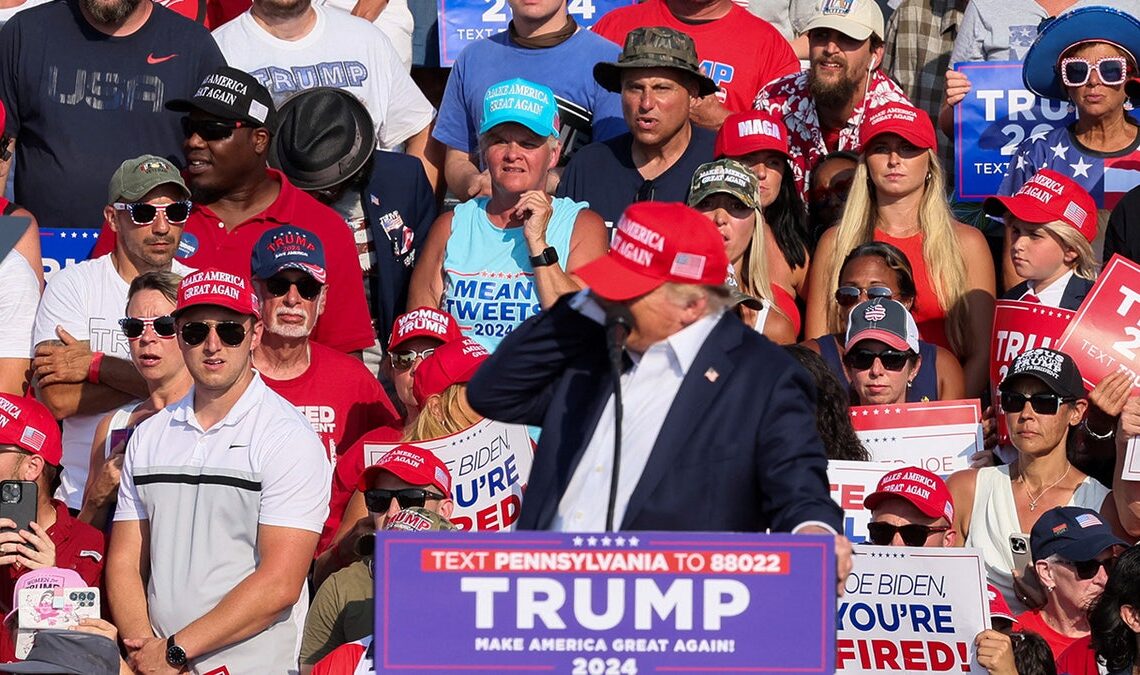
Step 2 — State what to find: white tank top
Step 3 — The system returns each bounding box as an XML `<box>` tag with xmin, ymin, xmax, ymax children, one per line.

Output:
<box><xmin>965</xmin><ymin>465</ymin><xmax>1109</xmax><ymax>614</ymax></box>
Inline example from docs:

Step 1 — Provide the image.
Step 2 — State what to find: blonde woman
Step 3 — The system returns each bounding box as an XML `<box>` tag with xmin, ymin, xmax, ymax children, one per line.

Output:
<box><xmin>688</xmin><ymin>158</ymin><xmax>796</xmax><ymax>344</ymax></box>
<box><xmin>806</xmin><ymin>102</ymin><xmax>995</xmax><ymax>396</ymax></box>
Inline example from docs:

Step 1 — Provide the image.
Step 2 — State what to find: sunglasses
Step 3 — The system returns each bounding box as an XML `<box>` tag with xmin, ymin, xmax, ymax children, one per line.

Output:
<box><xmin>364</xmin><ymin>488</ymin><xmax>445</xmax><ymax>512</ymax></box>
<box><xmin>179</xmin><ymin>320</ymin><xmax>248</xmax><ymax>347</ymax></box>
<box><xmin>1056</xmin><ymin>557</ymin><xmax>1115</xmax><ymax>581</ymax></box>
<box><xmin>389</xmin><ymin>348</ymin><xmax>436</xmax><ymax>371</ymax></box>
<box><xmin>635</xmin><ymin>179</ymin><xmax>656</xmax><ymax>202</ymax></box>
<box><xmin>180</xmin><ymin>117</ymin><xmax>247</xmax><ymax>141</ymax></box>
<box><xmin>999</xmin><ymin>391</ymin><xmax>1074</xmax><ymax>415</ymax></box>
<box><xmin>112</xmin><ymin>200</ymin><xmax>192</xmax><ymax>226</ymax></box>
<box><xmin>867</xmin><ymin>522</ymin><xmax>950</xmax><ymax>547</ymax></box>
<box><xmin>1060</xmin><ymin>57</ymin><xmax>1129</xmax><ymax>87</ymax></box>
<box><xmin>843</xmin><ymin>348</ymin><xmax>914</xmax><ymax>371</ymax></box>
<box><xmin>836</xmin><ymin>285</ymin><xmax>895</xmax><ymax>307</ymax></box>
<box><xmin>265</xmin><ymin>276</ymin><xmax>323</xmax><ymax>301</ymax></box>
<box><xmin>120</xmin><ymin>315</ymin><xmax>177</xmax><ymax>339</ymax></box>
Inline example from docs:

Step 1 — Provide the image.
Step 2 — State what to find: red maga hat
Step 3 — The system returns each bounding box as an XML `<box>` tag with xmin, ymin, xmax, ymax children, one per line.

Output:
<box><xmin>863</xmin><ymin>466</ymin><xmax>954</xmax><ymax>522</ymax></box>
<box><xmin>412</xmin><ymin>337</ymin><xmax>489</xmax><ymax>405</ymax></box>
<box><xmin>714</xmin><ymin>109</ymin><xmax>790</xmax><ymax>160</ymax></box>
<box><xmin>358</xmin><ymin>444</ymin><xmax>452</xmax><ymax>498</ymax></box>
<box><xmin>575</xmin><ymin>202</ymin><xmax>729</xmax><ymax>301</ymax></box>
<box><xmin>173</xmin><ymin>268</ymin><xmax>261</xmax><ymax>318</ymax></box>
<box><xmin>860</xmin><ymin>102</ymin><xmax>937</xmax><ymax>151</ymax></box>
<box><xmin>0</xmin><ymin>394</ymin><xmax>62</xmax><ymax>466</ymax></box>
<box><xmin>983</xmin><ymin>169</ymin><xmax>1097</xmax><ymax>242</ymax></box>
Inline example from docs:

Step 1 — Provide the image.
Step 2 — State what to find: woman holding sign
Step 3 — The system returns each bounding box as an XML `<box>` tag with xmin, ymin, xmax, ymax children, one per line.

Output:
<box><xmin>806</xmin><ymin>102</ymin><xmax>994</xmax><ymax>397</ymax></box>
<box><xmin>947</xmin><ymin>347</ymin><xmax>1111</xmax><ymax>615</ymax></box>
<box><xmin>998</xmin><ymin>7</ymin><xmax>1140</xmax><ymax>287</ymax></box>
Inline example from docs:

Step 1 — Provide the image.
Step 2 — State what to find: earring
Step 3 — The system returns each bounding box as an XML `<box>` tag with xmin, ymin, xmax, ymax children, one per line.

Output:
<box><xmin>907</xmin><ymin>380</ymin><xmax>914</xmax><ymax>388</ymax></box>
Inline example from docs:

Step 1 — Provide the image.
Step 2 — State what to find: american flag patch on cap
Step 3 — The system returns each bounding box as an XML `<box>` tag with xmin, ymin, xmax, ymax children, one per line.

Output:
<box><xmin>19</xmin><ymin>427</ymin><xmax>45</xmax><ymax>453</ymax></box>
<box><xmin>1076</xmin><ymin>513</ymin><xmax>1101</xmax><ymax>528</ymax></box>
<box><xmin>670</xmin><ymin>253</ymin><xmax>706</xmax><ymax>280</ymax></box>
<box><xmin>1064</xmin><ymin>201</ymin><xmax>1087</xmax><ymax>228</ymax></box>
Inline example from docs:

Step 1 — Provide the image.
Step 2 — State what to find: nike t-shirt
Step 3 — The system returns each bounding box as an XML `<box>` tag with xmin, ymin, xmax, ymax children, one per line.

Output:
<box><xmin>0</xmin><ymin>0</ymin><xmax>224</xmax><ymax>228</ymax></box>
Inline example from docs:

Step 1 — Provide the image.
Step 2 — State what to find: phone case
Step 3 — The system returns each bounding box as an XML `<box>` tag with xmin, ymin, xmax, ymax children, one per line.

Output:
<box><xmin>18</xmin><ymin>587</ymin><xmax>100</xmax><ymax>629</ymax></box>
<box><xmin>0</xmin><ymin>481</ymin><xmax>36</xmax><ymax>533</ymax></box>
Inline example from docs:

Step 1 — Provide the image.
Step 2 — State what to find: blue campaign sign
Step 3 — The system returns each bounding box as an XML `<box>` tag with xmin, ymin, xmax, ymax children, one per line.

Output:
<box><xmin>40</xmin><ymin>228</ymin><xmax>99</xmax><ymax>280</ymax></box>
<box><xmin>376</xmin><ymin>531</ymin><xmax>836</xmax><ymax>673</ymax></box>
<box><xmin>437</xmin><ymin>0</ymin><xmax>634</xmax><ymax>67</ymax></box>
<box><xmin>954</xmin><ymin>61</ymin><xmax>1077</xmax><ymax>201</ymax></box>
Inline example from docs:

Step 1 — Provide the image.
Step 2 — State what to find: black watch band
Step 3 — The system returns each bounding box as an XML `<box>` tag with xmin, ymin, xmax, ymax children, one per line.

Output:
<box><xmin>166</xmin><ymin>634</ymin><xmax>188</xmax><ymax>667</ymax></box>
<box><xmin>529</xmin><ymin>246</ymin><xmax>559</xmax><ymax>268</ymax></box>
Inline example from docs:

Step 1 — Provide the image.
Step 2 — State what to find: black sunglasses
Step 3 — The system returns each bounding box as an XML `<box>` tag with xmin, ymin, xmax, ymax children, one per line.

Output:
<box><xmin>179</xmin><ymin>321</ymin><xmax>248</xmax><ymax>347</ymax></box>
<box><xmin>867</xmin><ymin>522</ymin><xmax>950</xmax><ymax>547</ymax></box>
<box><xmin>843</xmin><ymin>348</ymin><xmax>914</xmax><ymax>371</ymax></box>
<box><xmin>635</xmin><ymin>179</ymin><xmax>656</xmax><ymax>202</ymax></box>
<box><xmin>180</xmin><ymin>117</ymin><xmax>246</xmax><ymax>141</ymax></box>
<box><xmin>835</xmin><ymin>285</ymin><xmax>895</xmax><ymax>307</ymax></box>
<box><xmin>112</xmin><ymin>200</ymin><xmax>192</xmax><ymax>225</ymax></box>
<box><xmin>265</xmin><ymin>276</ymin><xmax>323</xmax><ymax>301</ymax></box>
<box><xmin>1056</xmin><ymin>557</ymin><xmax>1115</xmax><ymax>581</ymax></box>
<box><xmin>120</xmin><ymin>316</ymin><xmax>177</xmax><ymax>339</ymax></box>
<box><xmin>1000</xmin><ymin>391</ymin><xmax>1074</xmax><ymax>416</ymax></box>
<box><xmin>364</xmin><ymin>488</ymin><xmax>445</xmax><ymax>512</ymax></box>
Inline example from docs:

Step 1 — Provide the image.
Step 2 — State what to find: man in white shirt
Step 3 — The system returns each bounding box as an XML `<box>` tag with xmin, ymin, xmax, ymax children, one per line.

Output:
<box><xmin>31</xmin><ymin>155</ymin><xmax>193</xmax><ymax>511</ymax></box>
<box><xmin>107</xmin><ymin>268</ymin><xmax>329</xmax><ymax>674</ymax></box>
<box><xmin>212</xmin><ymin>0</ymin><xmax>438</xmax><ymax>189</ymax></box>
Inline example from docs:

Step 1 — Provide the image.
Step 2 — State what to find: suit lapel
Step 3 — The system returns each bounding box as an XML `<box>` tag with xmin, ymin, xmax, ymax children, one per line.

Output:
<box><xmin>620</xmin><ymin>315</ymin><xmax>740</xmax><ymax>527</ymax></box>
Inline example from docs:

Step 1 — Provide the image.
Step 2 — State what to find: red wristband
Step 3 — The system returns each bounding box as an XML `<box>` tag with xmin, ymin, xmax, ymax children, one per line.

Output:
<box><xmin>87</xmin><ymin>351</ymin><xmax>104</xmax><ymax>384</ymax></box>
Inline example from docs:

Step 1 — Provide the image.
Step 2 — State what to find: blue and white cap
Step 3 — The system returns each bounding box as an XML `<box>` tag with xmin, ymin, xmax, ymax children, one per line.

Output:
<box><xmin>479</xmin><ymin>78</ymin><xmax>560</xmax><ymax>138</ymax></box>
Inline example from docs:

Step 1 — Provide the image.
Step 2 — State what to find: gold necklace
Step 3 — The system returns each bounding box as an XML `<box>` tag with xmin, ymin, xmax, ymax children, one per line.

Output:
<box><xmin>1020</xmin><ymin>464</ymin><xmax>1071</xmax><ymax>511</ymax></box>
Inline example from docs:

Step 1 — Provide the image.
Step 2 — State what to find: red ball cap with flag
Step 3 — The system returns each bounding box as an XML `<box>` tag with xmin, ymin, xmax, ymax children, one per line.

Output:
<box><xmin>576</xmin><ymin>202</ymin><xmax>730</xmax><ymax>301</ymax></box>
<box><xmin>714</xmin><ymin>109</ymin><xmax>790</xmax><ymax>160</ymax></box>
<box><xmin>358</xmin><ymin>444</ymin><xmax>452</xmax><ymax>498</ymax></box>
<box><xmin>860</xmin><ymin>102</ymin><xmax>937</xmax><ymax>151</ymax></box>
<box><xmin>983</xmin><ymin>168</ymin><xmax>1097</xmax><ymax>243</ymax></box>
<box><xmin>173</xmin><ymin>268</ymin><xmax>261</xmax><ymax>318</ymax></box>
<box><xmin>389</xmin><ymin>307</ymin><xmax>463</xmax><ymax>352</ymax></box>
<box><xmin>0</xmin><ymin>394</ymin><xmax>62</xmax><ymax>466</ymax></box>
<box><xmin>412</xmin><ymin>337</ymin><xmax>489</xmax><ymax>406</ymax></box>
<box><xmin>863</xmin><ymin>466</ymin><xmax>954</xmax><ymax>522</ymax></box>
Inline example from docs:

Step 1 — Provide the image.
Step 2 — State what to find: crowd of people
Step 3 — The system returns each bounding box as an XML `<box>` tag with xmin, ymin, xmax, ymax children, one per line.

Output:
<box><xmin>0</xmin><ymin>0</ymin><xmax>1139</xmax><ymax>670</ymax></box>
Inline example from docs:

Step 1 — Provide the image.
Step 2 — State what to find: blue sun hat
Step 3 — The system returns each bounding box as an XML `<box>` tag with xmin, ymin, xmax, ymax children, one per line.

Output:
<box><xmin>1022</xmin><ymin>6</ymin><xmax>1140</xmax><ymax>101</ymax></box>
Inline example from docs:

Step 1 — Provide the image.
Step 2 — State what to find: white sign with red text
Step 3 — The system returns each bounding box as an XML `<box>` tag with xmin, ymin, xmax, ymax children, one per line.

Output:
<box><xmin>828</xmin><ymin>460</ymin><xmax>893</xmax><ymax>545</ymax></box>
<box><xmin>850</xmin><ymin>400</ymin><xmax>983</xmax><ymax>475</ymax></box>
<box><xmin>364</xmin><ymin>418</ymin><xmax>534</xmax><ymax>531</ymax></box>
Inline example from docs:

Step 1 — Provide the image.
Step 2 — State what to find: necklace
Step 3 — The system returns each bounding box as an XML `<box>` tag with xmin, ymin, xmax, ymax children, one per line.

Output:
<box><xmin>1019</xmin><ymin>464</ymin><xmax>1071</xmax><ymax>511</ymax></box>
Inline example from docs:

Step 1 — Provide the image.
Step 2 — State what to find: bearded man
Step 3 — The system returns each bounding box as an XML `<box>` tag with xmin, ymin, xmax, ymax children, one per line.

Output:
<box><xmin>0</xmin><ymin>0</ymin><xmax>224</xmax><ymax>229</ymax></box>
<box><xmin>753</xmin><ymin>0</ymin><xmax>911</xmax><ymax>200</ymax></box>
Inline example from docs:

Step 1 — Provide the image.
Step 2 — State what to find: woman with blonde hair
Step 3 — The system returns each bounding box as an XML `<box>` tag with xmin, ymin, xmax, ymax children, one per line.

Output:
<box><xmin>688</xmin><ymin>158</ymin><xmax>796</xmax><ymax>343</ymax></box>
<box><xmin>806</xmin><ymin>101</ymin><xmax>995</xmax><ymax>396</ymax></box>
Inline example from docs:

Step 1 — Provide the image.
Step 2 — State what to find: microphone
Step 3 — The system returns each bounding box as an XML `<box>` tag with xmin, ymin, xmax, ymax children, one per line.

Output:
<box><xmin>603</xmin><ymin>304</ymin><xmax>632</xmax><ymax>532</ymax></box>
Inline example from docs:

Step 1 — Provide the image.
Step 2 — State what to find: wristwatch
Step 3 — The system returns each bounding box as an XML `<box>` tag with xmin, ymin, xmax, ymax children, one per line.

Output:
<box><xmin>166</xmin><ymin>634</ymin><xmax>188</xmax><ymax>668</ymax></box>
<box><xmin>529</xmin><ymin>246</ymin><xmax>559</xmax><ymax>268</ymax></box>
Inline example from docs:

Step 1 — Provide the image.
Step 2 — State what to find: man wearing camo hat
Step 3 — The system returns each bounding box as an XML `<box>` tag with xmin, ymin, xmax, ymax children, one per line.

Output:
<box><xmin>555</xmin><ymin>27</ymin><xmax>717</xmax><ymax>225</ymax></box>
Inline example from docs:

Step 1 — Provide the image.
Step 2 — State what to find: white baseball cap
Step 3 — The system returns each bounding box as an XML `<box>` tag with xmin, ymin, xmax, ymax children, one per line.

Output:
<box><xmin>801</xmin><ymin>0</ymin><xmax>884</xmax><ymax>41</ymax></box>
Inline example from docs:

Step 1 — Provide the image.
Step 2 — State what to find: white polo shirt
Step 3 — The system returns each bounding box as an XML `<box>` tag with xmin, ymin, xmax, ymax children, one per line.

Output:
<box><xmin>116</xmin><ymin>373</ymin><xmax>330</xmax><ymax>675</ymax></box>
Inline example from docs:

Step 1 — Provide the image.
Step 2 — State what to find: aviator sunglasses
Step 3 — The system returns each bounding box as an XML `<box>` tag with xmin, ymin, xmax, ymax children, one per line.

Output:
<box><xmin>835</xmin><ymin>285</ymin><xmax>895</xmax><ymax>307</ymax></box>
<box><xmin>265</xmin><ymin>276</ymin><xmax>323</xmax><ymax>301</ymax></box>
<box><xmin>120</xmin><ymin>316</ymin><xmax>177</xmax><ymax>339</ymax></box>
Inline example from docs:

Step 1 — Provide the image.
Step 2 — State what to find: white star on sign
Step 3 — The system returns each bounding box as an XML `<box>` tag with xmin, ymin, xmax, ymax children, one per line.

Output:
<box><xmin>586</xmin><ymin>536</ymin><xmax>597</xmax><ymax>547</ymax></box>
<box><xmin>572</xmin><ymin>536</ymin><xmax>583</xmax><ymax>547</ymax></box>
<box><xmin>1050</xmin><ymin>142</ymin><xmax>1069</xmax><ymax>160</ymax></box>
<box><xmin>615</xmin><ymin>536</ymin><xmax>626</xmax><ymax>547</ymax></box>
<box><xmin>601</xmin><ymin>536</ymin><xmax>612</xmax><ymax>547</ymax></box>
<box><xmin>1070</xmin><ymin>157</ymin><xmax>1093</xmax><ymax>178</ymax></box>
<box><xmin>628</xmin><ymin>536</ymin><xmax>640</xmax><ymax>547</ymax></box>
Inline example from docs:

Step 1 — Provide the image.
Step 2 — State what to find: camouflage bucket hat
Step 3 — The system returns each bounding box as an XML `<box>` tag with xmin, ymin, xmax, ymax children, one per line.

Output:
<box><xmin>593</xmin><ymin>26</ymin><xmax>719</xmax><ymax>97</ymax></box>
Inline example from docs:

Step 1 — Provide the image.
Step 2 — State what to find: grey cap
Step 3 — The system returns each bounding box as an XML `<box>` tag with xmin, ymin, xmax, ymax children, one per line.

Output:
<box><xmin>107</xmin><ymin>155</ymin><xmax>189</xmax><ymax>203</ymax></box>
<box><xmin>0</xmin><ymin>629</ymin><xmax>120</xmax><ymax>675</ymax></box>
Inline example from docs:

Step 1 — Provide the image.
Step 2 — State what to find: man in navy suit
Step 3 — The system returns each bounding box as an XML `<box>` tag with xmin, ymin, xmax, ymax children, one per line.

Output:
<box><xmin>468</xmin><ymin>202</ymin><xmax>848</xmax><ymax>572</ymax></box>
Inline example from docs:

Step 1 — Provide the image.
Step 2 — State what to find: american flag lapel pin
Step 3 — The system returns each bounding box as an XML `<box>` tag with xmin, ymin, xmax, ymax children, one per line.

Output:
<box><xmin>704</xmin><ymin>368</ymin><xmax>719</xmax><ymax>383</ymax></box>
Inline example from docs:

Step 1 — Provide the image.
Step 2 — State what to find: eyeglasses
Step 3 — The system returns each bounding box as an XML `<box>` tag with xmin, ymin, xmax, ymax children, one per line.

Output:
<box><xmin>999</xmin><ymin>391</ymin><xmax>1074</xmax><ymax>415</ymax></box>
<box><xmin>843</xmin><ymin>348</ymin><xmax>914</xmax><ymax>371</ymax></box>
<box><xmin>179</xmin><ymin>320</ymin><xmax>248</xmax><ymax>347</ymax></box>
<box><xmin>635</xmin><ymin>179</ymin><xmax>656</xmax><ymax>202</ymax></box>
<box><xmin>1056</xmin><ymin>557</ymin><xmax>1115</xmax><ymax>581</ymax></box>
<box><xmin>389</xmin><ymin>348</ymin><xmax>436</xmax><ymax>371</ymax></box>
<box><xmin>264</xmin><ymin>276</ymin><xmax>323</xmax><ymax>301</ymax></box>
<box><xmin>835</xmin><ymin>285</ymin><xmax>895</xmax><ymax>307</ymax></box>
<box><xmin>1060</xmin><ymin>57</ymin><xmax>1129</xmax><ymax>87</ymax></box>
<box><xmin>867</xmin><ymin>522</ymin><xmax>950</xmax><ymax>546</ymax></box>
<box><xmin>120</xmin><ymin>316</ymin><xmax>177</xmax><ymax>339</ymax></box>
<box><xmin>112</xmin><ymin>201</ymin><xmax>192</xmax><ymax>225</ymax></box>
<box><xmin>363</xmin><ymin>488</ymin><xmax>445</xmax><ymax>512</ymax></box>
<box><xmin>180</xmin><ymin>117</ymin><xmax>246</xmax><ymax>141</ymax></box>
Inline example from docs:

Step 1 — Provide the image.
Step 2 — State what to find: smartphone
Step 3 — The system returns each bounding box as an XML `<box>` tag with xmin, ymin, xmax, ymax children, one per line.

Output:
<box><xmin>1010</xmin><ymin>533</ymin><xmax>1033</xmax><ymax>575</ymax></box>
<box><xmin>0</xmin><ymin>481</ymin><xmax>36</xmax><ymax>533</ymax></box>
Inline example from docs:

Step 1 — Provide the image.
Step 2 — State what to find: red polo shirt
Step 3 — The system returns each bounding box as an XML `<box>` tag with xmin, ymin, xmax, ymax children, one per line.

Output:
<box><xmin>92</xmin><ymin>169</ymin><xmax>374</xmax><ymax>353</ymax></box>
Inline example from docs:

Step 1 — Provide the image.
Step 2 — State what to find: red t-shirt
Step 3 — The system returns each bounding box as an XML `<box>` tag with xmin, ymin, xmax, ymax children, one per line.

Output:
<box><xmin>873</xmin><ymin>229</ymin><xmax>952</xmax><ymax>353</ymax></box>
<box><xmin>320</xmin><ymin>424</ymin><xmax>402</xmax><ymax>554</ymax></box>
<box><xmin>261</xmin><ymin>342</ymin><xmax>399</xmax><ymax>465</ymax></box>
<box><xmin>0</xmin><ymin>501</ymin><xmax>105</xmax><ymax>662</ymax></box>
<box><xmin>91</xmin><ymin>170</ymin><xmax>375</xmax><ymax>353</ymax></box>
<box><xmin>591</xmin><ymin>0</ymin><xmax>798</xmax><ymax>114</ymax></box>
<box><xmin>1015</xmin><ymin>609</ymin><xmax>1083</xmax><ymax>661</ymax></box>
<box><xmin>1055</xmin><ymin>635</ymin><xmax>1099</xmax><ymax>675</ymax></box>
